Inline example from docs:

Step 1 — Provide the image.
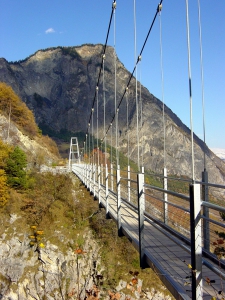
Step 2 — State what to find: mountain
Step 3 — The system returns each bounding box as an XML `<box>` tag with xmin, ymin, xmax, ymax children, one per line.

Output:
<box><xmin>211</xmin><ymin>148</ymin><xmax>225</xmax><ymax>161</ymax></box>
<box><xmin>0</xmin><ymin>44</ymin><xmax>224</xmax><ymax>188</ymax></box>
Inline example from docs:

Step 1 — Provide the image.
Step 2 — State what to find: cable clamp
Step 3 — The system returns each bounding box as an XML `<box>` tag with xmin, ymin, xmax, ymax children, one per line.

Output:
<box><xmin>102</xmin><ymin>54</ymin><xmax>106</xmax><ymax>60</ymax></box>
<box><xmin>138</xmin><ymin>55</ymin><xmax>142</xmax><ymax>62</ymax></box>
<box><xmin>112</xmin><ymin>1</ymin><xmax>116</xmax><ymax>10</ymax></box>
<box><xmin>158</xmin><ymin>3</ymin><xmax>162</xmax><ymax>13</ymax></box>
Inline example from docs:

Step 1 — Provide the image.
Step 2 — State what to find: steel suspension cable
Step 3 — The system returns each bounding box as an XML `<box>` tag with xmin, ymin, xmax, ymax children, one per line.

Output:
<box><xmin>116</xmin><ymin>108</ymin><xmax>119</xmax><ymax>165</ymax></box>
<box><xmin>96</xmin><ymin>86</ymin><xmax>99</xmax><ymax>165</ymax></box>
<box><xmin>185</xmin><ymin>0</ymin><xmax>195</xmax><ymax>182</ymax></box>
<box><xmin>110</xmin><ymin>123</ymin><xmax>113</xmax><ymax>166</ymax></box>
<box><xmin>103</xmin><ymin>0</ymin><xmax>164</xmax><ymax>141</ymax></box>
<box><xmin>85</xmin><ymin>134</ymin><xmax>87</xmax><ymax>162</ymax></box>
<box><xmin>103</xmin><ymin>54</ymin><xmax>107</xmax><ymax>166</ymax></box>
<box><xmin>158</xmin><ymin>4</ymin><xmax>166</xmax><ymax>168</ymax></box>
<box><xmin>126</xmin><ymin>88</ymin><xmax>130</xmax><ymax>166</ymax></box>
<box><xmin>197</xmin><ymin>0</ymin><xmax>206</xmax><ymax>170</ymax></box>
<box><xmin>134</xmin><ymin>0</ymin><xmax>140</xmax><ymax>171</ymax></box>
<box><xmin>92</xmin><ymin>108</ymin><xmax>94</xmax><ymax>164</ymax></box>
<box><xmin>113</xmin><ymin>2</ymin><xmax>118</xmax><ymax>165</ymax></box>
<box><xmin>88</xmin><ymin>123</ymin><xmax>90</xmax><ymax>164</ymax></box>
<box><xmin>139</xmin><ymin>56</ymin><xmax>143</xmax><ymax>167</ymax></box>
<box><xmin>83</xmin><ymin>0</ymin><xmax>116</xmax><ymax>146</ymax></box>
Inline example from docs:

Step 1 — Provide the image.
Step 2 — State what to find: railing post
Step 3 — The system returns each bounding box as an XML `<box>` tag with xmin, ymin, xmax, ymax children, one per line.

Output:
<box><xmin>111</xmin><ymin>163</ymin><xmax>113</xmax><ymax>191</ymax></box>
<box><xmin>93</xmin><ymin>164</ymin><xmax>96</xmax><ymax>198</ymax></box>
<box><xmin>83</xmin><ymin>163</ymin><xmax>85</xmax><ymax>186</ymax></box>
<box><xmin>90</xmin><ymin>163</ymin><xmax>93</xmax><ymax>194</ymax></box>
<box><xmin>87</xmin><ymin>164</ymin><xmax>90</xmax><ymax>190</ymax></box>
<box><xmin>101</xmin><ymin>164</ymin><xmax>103</xmax><ymax>186</ymax></box>
<box><xmin>86</xmin><ymin>164</ymin><xmax>88</xmax><ymax>188</ymax></box>
<box><xmin>105</xmin><ymin>164</ymin><xmax>109</xmax><ymax>218</ymax></box>
<box><xmin>128</xmin><ymin>165</ymin><xmax>131</xmax><ymax>202</ymax></box>
<box><xmin>138</xmin><ymin>172</ymin><xmax>146</xmax><ymax>268</ymax></box>
<box><xmin>163</xmin><ymin>167</ymin><xmax>168</xmax><ymax>225</ymax></box>
<box><xmin>117</xmin><ymin>165</ymin><xmax>123</xmax><ymax>236</ymax></box>
<box><xmin>98</xmin><ymin>165</ymin><xmax>101</xmax><ymax>207</ymax></box>
<box><xmin>202</xmin><ymin>170</ymin><xmax>209</xmax><ymax>251</ymax></box>
<box><xmin>190</xmin><ymin>183</ymin><xmax>203</xmax><ymax>300</ymax></box>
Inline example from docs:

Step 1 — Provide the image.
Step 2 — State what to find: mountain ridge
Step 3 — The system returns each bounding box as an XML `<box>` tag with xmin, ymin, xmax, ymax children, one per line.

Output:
<box><xmin>0</xmin><ymin>44</ymin><xmax>224</xmax><ymax>188</ymax></box>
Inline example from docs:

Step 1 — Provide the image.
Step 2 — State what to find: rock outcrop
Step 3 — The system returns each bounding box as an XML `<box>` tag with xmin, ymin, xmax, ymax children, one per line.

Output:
<box><xmin>0</xmin><ymin>218</ymin><xmax>103</xmax><ymax>300</ymax></box>
<box><xmin>0</xmin><ymin>44</ymin><xmax>224</xmax><ymax>187</ymax></box>
<box><xmin>0</xmin><ymin>214</ymin><xmax>172</xmax><ymax>300</ymax></box>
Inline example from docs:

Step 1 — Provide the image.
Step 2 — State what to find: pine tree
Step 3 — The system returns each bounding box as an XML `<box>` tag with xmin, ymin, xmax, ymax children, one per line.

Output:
<box><xmin>5</xmin><ymin>146</ymin><xmax>28</xmax><ymax>189</ymax></box>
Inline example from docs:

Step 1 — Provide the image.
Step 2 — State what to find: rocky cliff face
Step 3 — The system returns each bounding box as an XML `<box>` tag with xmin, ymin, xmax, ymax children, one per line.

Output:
<box><xmin>0</xmin><ymin>44</ymin><xmax>224</xmax><ymax>187</ymax></box>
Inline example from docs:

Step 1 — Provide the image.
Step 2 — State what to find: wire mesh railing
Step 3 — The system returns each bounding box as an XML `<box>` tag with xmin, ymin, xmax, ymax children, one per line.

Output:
<box><xmin>72</xmin><ymin>162</ymin><xmax>225</xmax><ymax>299</ymax></box>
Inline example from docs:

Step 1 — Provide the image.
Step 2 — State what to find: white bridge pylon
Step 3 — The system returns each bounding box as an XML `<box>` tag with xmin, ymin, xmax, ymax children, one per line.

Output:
<box><xmin>69</xmin><ymin>137</ymin><xmax>80</xmax><ymax>170</ymax></box>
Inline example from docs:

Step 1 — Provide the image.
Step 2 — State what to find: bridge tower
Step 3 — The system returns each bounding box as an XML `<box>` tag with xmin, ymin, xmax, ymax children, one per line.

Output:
<box><xmin>68</xmin><ymin>137</ymin><xmax>80</xmax><ymax>170</ymax></box>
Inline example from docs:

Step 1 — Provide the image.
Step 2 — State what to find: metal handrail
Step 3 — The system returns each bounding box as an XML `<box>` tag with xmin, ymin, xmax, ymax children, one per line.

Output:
<box><xmin>144</xmin><ymin>183</ymin><xmax>190</xmax><ymax>201</ymax></box>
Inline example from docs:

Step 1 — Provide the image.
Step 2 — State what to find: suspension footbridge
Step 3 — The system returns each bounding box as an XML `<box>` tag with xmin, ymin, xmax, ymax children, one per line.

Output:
<box><xmin>68</xmin><ymin>1</ymin><xmax>225</xmax><ymax>299</ymax></box>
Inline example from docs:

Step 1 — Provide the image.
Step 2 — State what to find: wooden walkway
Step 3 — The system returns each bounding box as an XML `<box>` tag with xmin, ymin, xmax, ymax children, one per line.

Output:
<box><xmin>73</xmin><ymin>167</ymin><xmax>225</xmax><ymax>300</ymax></box>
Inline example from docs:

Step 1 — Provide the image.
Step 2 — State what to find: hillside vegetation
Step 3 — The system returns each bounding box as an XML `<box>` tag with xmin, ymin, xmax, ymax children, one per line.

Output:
<box><xmin>0</xmin><ymin>83</ymin><xmax>173</xmax><ymax>299</ymax></box>
<box><xmin>0</xmin><ymin>82</ymin><xmax>38</xmax><ymax>138</ymax></box>
<box><xmin>0</xmin><ymin>82</ymin><xmax>60</xmax><ymax>159</ymax></box>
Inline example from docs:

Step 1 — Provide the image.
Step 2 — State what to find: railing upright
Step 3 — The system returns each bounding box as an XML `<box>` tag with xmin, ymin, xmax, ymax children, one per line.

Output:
<box><xmin>117</xmin><ymin>165</ymin><xmax>123</xmax><ymax>236</ymax></box>
<box><xmin>98</xmin><ymin>165</ymin><xmax>101</xmax><ymax>207</ymax></box>
<box><xmin>111</xmin><ymin>163</ymin><xmax>113</xmax><ymax>191</ymax></box>
<box><xmin>105</xmin><ymin>164</ymin><xmax>109</xmax><ymax>218</ymax></box>
<box><xmin>202</xmin><ymin>170</ymin><xmax>209</xmax><ymax>251</ymax></box>
<box><xmin>128</xmin><ymin>165</ymin><xmax>131</xmax><ymax>202</ymax></box>
<box><xmin>190</xmin><ymin>183</ymin><xmax>203</xmax><ymax>300</ymax></box>
<box><xmin>86</xmin><ymin>163</ymin><xmax>88</xmax><ymax>187</ymax></box>
<box><xmin>93</xmin><ymin>164</ymin><xmax>96</xmax><ymax>198</ymax></box>
<box><xmin>90</xmin><ymin>163</ymin><xmax>93</xmax><ymax>194</ymax></box>
<box><xmin>163</xmin><ymin>167</ymin><xmax>168</xmax><ymax>225</ymax></box>
<box><xmin>138</xmin><ymin>172</ymin><xmax>146</xmax><ymax>268</ymax></box>
<box><xmin>100</xmin><ymin>164</ymin><xmax>102</xmax><ymax>186</ymax></box>
<box><xmin>87</xmin><ymin>164</ymin><xmax>90</xmax><ymax>190</ymax></box>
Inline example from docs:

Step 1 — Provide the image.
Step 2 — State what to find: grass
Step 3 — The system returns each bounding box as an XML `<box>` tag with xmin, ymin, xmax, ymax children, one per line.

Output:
<box><xmin>0</xmin><ymin>167</ymin><xmax>175</xmax><ymax>298</ymax></box>
<box><xmin>86</xmin><ymin>182</ymin><xmax>174</xmax><ymax>298</ymax></box>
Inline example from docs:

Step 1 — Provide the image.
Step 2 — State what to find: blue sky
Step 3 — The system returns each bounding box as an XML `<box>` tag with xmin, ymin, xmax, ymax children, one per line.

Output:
<box><xmin>0</xmin><ymin>0</ymin><xmax>224</xmax><ymax>149</ymax></box>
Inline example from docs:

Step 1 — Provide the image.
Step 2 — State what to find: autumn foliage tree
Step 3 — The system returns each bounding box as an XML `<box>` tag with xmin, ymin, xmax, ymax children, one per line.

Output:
<box><xmin>0</xmin><ymin>139</ymin><xmax>12</xmax><ymax>168</ymax></box>
<box><xmin>0</xmin><ymin>169</ymin><xmax>9</xmax><ymax>207</ymax></box>
<box><xmin>0</xmin><ymin>82</ymin><xmax>38</xmax><ymax>138</ymax></box>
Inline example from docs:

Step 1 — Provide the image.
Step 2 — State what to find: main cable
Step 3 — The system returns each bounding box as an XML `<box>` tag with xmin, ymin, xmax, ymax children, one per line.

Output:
<box><xmin>83</xmin><ymin>1</ymin><xmax>116</xmax><ymax>145</ymax></box>
<box><xmin>104</xmin><ymin>0</ymin><xmax>164</xmax><ymax>140</ymax></box>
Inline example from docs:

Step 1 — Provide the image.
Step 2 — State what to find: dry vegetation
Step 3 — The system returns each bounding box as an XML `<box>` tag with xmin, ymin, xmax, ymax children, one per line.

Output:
<box><xmin>0</xmin><ymin>82</ymin><xmax>60</xmax><ymax>158</ymax></box>
<box><xmin>0</xmin><ymin>82</ymin><xmax>38</xmax><ymax>137</ymax></box>
<box><xmin>0</xmin><ymin>170</ymin><xmax>174</xmax><ymax>299</ymax></box>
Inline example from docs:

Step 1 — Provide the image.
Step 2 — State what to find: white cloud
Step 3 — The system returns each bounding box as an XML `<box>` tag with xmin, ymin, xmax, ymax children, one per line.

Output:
<box><xmin>45</xmin><ymin>28</ymin><xmax>55</xmax><ymax>34</ymax></box>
